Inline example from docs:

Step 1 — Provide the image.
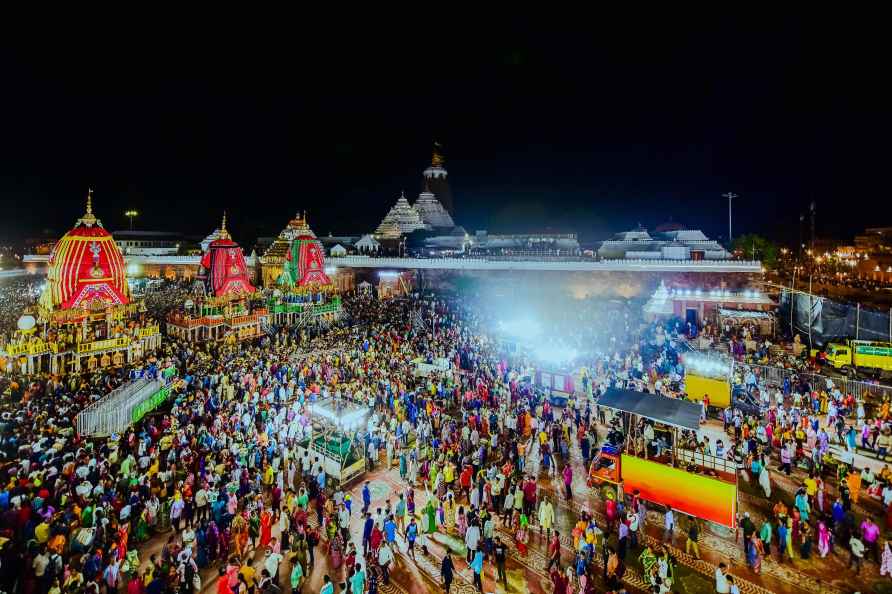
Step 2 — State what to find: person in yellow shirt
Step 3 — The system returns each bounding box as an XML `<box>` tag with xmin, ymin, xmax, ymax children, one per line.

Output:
<box><xmin>35</xmin><ymin>520</ymin><xmax>51</xmax><ymax>543</ymax></box>
<box><xmin>443</xmin><ymin>462</ymin><xmax>455</xmax><ymax>485</ymax></box>
<box><xmin>804</xmin><ymin>476</ymin><xmax>817</xmax><ymax>499</ymax></box>
<box><xmin>239</xmin><ymin>562</ymin><xmax>257</xmax><ymax>589</ymax></box>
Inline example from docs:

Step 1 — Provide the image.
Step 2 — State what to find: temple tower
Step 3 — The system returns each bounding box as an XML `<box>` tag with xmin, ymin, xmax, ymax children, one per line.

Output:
<box><xmin>422</xmin><ymin>142</ymin><xmax>454</xmax><ymax>216</ymax></box>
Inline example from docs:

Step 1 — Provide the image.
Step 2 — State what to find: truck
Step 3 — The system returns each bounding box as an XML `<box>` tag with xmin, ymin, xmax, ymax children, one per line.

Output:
<box><xmin>813</xmin><ymin>340</ymin><xmax>892</xmax><ymax>375</ymax></box>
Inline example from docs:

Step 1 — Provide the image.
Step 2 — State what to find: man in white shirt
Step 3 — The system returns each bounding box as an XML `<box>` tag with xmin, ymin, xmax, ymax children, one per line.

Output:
<box><xmin>377</xmin><ymin>542</ymin><xmax>394</xmax><ymax>584</ymax></box>
<box><xmin>32</xmin><ymin>548</ymin><xmax>50</xmax><ymax>580</ymax></box>
<box><xmin>882</xmin><ymin>482</ymin><xmax>892</xmax><ymax>507</ymax></box>
<box><xmin>664</xmin><ymin>508</ymin><xmax>674</xmax><ymax>544</ymax></box>
<box><xmin>264</xmin><ymin>548</ymin><xmax>283</xmax><ymax>581</ymax></box>
<box><xmin>194</xmin><ymin>486</ymin><xmax>208</xmax><ymax>524</ymax></box>
<box><xmin>714</xmin><ymin>562</ymin><xmax>729</xmax><ymax>593</ymax></box>
<box><xmin>465</xmin><ymin>520</ymin><xmax>481</xmax><ymax>563</ymax></box>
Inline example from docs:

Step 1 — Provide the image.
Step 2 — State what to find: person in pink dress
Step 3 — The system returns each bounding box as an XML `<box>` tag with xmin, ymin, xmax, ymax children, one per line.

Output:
<box><xmin>817</xmin><ymin>521</ymin><xmax>831</xmax><ymax>558</ymax></box>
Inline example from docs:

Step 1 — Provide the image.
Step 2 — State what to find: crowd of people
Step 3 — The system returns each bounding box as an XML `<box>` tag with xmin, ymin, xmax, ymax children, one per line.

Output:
<box><xmin>2</xmin><ymin>275</ymin><xmax>892</xmax><ymax>594</ymax></box>
<box><xmin>0</xmin><ymin>276</ymin><xmax>43</xmax><ymax>339</ymax></box>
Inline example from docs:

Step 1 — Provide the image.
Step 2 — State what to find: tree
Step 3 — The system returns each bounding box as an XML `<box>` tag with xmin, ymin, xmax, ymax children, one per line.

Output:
<box><xmin>732</xmin><ymin>234</ymin><xmax>778</xmax><ymax>268</ymax></box>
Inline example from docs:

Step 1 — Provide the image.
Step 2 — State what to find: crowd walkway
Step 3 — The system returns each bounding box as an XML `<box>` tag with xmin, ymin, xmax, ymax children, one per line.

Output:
<box><xmin>137</xmin><ymin>421</ymin><xmax>879</xmax><ymax>594</ymax></box>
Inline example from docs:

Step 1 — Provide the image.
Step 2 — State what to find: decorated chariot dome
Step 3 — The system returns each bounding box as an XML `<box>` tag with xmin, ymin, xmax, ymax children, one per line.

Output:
<box><xmin>279</xmin><ymin>233</ymin><xmax>332</xmax><ymax>288</ymax></box>
<box><xmin>199</xmin><ymin>212</ymin><xmax>256</xmax><ymax>298</ymax></box>
<box><xmin>39</xmin><ymin>189</ymin><xmax>130</xmax><ymax>311</ymax></box>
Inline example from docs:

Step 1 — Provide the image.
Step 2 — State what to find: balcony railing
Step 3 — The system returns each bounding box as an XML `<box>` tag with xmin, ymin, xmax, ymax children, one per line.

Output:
<box><xmin>136</xmin><ymin>325</ymin><xmax>160</xmax><ymax>338</ymax></box>
<box><xmin>77</xmin><ymin>336</ymin><xmax>130</xmax><ymax>354</ymax></box>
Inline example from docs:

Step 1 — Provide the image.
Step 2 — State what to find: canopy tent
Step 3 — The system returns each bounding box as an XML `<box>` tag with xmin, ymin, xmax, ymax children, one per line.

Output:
<box><xmin>597</xmin><ymin>387</ymin><xmax>701</xmax><ymax>431</ymax></box>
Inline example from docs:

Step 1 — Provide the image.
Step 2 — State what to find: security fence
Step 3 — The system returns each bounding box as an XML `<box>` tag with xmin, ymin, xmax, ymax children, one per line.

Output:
<box><xmin>732</xmin><ymin>361</ymin><xmax>892</xmax><ymax>403</ymax></box>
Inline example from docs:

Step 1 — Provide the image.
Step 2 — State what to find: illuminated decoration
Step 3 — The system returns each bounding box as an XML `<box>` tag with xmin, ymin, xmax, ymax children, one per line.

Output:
<box><xmin>259</xmin><ymin>211</ymin><xmax>317</xmax><ymax>287</ymax></box>
<box><xmin>281</xmin><ymin>235</ymin><xmax>332</xmax><ymax>287</ymax></box>
<box><xmin>39</xmin><ymin>189</ymin><xmax>130</xmax><ymax>311</ymax></box>
<box><xmin>252</xmin><ymin>210</ymin><xmax>342</xmax><ymax>327</ymax></box>
<box><xmin>199</xmin><ymin>212</ymin><xmax>256</xmax><ymax>297</ymax></box>
<box><xmin>620</xmin><ymin>454</ymin><xmax>737</xmax><ymax>528</ymax></box>
<box><xmin>167</xmin><ymin>213</ymin><xmax>264</xmax><ymax>344</ymax></box>
<box><xmin>5</xmin><ymin>189</ymin><xmax>162</xmax><ymax>376</ymax></box>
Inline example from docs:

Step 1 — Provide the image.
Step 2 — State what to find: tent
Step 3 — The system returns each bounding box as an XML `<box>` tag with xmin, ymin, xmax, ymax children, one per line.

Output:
<box><xmin>597</xmin><ymin>387</ymin><xmax>700</xmax><ymax>431</ymax></box>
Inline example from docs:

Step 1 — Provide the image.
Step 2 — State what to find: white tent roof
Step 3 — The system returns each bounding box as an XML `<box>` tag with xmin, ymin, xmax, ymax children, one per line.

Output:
<box><xmin>356</xmin><ymin>234</ymin><xmax>381</xmax><ymax>249</ymax></box>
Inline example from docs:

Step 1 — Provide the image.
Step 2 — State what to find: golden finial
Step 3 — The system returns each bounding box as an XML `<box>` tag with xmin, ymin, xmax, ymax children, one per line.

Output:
<box><xmin>78</xmin><ymin>187</ymin><xmax>99</xmax><ymax>227</ymax></box>
<box><xmin>431</xmin><ymin>142</ymin><xmax>444</xmax><ymax>167</ymax></box>
<box><xmin>219</xmin><ymin>211</ymin><xmax>230</xmax><ymax>239</ymax></box>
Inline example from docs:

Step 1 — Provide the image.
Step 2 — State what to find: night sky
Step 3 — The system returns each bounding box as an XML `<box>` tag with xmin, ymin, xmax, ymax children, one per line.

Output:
<box><xmin>1</xmin><ymin>17</ymin><xmax>888</xmax><ymax>246</ymax></box>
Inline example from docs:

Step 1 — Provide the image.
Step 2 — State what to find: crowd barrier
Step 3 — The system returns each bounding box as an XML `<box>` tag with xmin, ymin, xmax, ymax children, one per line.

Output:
<box><xmin>733</xmin><ymin>361</ymin><xmax>892</xmax><ymax>402</ymax></box>
<box><xmin>75</xmin><ymin>372</ymin><xmax>178</xmax><ymax>437</ymax></box>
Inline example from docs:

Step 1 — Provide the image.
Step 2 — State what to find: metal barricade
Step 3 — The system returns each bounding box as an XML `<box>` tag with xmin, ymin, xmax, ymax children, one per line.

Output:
<box><xmin>676</xmin><ymin>447</ymin><xmax>742</xmax><ymax>474</ymax></box>
<box><xmin>732</xmin><ymin>361</ymin><xmax>892</xmax><ymax>403</ymax></box>
<box><xmin>75</xmin><ymin>377</ymin><xmax>170</xmax><ymax>437</ymax></box>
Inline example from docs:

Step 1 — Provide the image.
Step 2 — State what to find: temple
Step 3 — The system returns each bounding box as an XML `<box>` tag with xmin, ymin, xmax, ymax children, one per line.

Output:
<box><xmin>2</xmin><ymin>190</ymin><xmax>161</xmax><ymax>374</ymax></box>
<box><xmin>166</xmin><ymin>213</ymin><xmax>267</xmax><ymax>344</ymax></box>
<box><xmin>414</xmin><ymin>180</ymin><xmax>455</xmax><ymax>230</ymax></box>
<box><xmin>374</xmin><ymin>191</ymin><xmax>426</xmax><ymax>238</ymax></box>
<box><xmin>373</xmin><ymin>146</ymin><xmax>456</xmax><ymax>241</ymax></box>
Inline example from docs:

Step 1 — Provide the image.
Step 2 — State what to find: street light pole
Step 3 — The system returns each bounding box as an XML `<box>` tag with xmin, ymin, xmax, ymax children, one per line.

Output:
<box><xmin>125</xmin><ymin>210</ymin><xmax>139</xmax><ymax>231</ymax></box>
<box><xmin>722</xmin><ymin>192</ymin><xmax>739</xmax><ymax>245</ymax></box>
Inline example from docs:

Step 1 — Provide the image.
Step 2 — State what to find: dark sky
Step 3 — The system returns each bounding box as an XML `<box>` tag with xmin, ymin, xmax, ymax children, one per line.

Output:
<box><xmin>1</xmin><ymin>16</ymin><xmax>888</xmax><ymax>246</ymax></box>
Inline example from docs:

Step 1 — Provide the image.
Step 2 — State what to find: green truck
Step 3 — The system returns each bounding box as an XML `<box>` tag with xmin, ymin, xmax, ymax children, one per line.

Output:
<box><xmin>813</xmin><ymin>340</ymin><xmax>892</xmax><ymax>375</ymax></box>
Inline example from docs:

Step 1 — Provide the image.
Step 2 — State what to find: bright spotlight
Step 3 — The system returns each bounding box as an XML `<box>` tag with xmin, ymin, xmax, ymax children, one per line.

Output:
<box><xmin>378</xmin><ymin>271</ymin><xmax>400</xmax><ymax>279</ymax></box>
